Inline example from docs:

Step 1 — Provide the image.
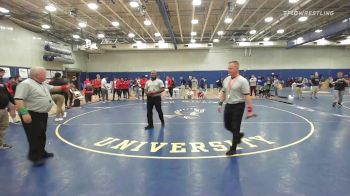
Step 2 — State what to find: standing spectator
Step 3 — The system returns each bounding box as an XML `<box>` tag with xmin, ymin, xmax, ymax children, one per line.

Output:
<box><xmin>332</xmin><ymin>72</ymin><xmax>349</xmax><ymax>107</ymax></box>
<box><xmin>49</xmin><ymin>73</ymin><xmax>67</xmax><ymax>122</ymax></box>
<box><xmin>273</xmin><ymin>76</ymin><xmax>279</xmax><ymax>96</ymax></box>
<box><xmin>167</xmin><ymin>76</ymin><xmax>173</xmax><ymax>98</ymax></box>
<box><xmin>0</xmin><ymin>68</ymin><xmax>15</xmax><ymax>149</ymax></box>
<box><xmin>140</xmin><ymin>76</ymin><xmax>147</xmax><ymax>100</ymax></box>
<box><xmin>83</xmin><ymin>81</ymin><xmax>93</xmax><ymax>103</ymax></box>
<box><xmin>249</xmin><ymin>75</ymin><xmax>257</xmax><ymax>96</ymax></box>
<box><xmin>101</xmin><ymin>76</ymin><xmax>109</xmax><ymax>103</ymax></box>
<box><xmin>180</xmin><ymin>76</ymin><xmax>186</xmax><ymax>99</ymax></box>
<box><xmin>93</xmin><ymin>74</ymin><xmax>101</xmax><ymax>101</ymax></box>
<box><xmin>216</xmin><ymin>78</ymin><xmax>223</xmax><ymax>92</ymax></box>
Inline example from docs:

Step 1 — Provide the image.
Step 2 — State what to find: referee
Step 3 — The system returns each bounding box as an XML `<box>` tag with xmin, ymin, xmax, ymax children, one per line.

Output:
<box><xmin>14</xmin><ymin>67</ymin><xmax>70</xmax><ymax>166</ymax></box>
<box><xmin>218</xmin><ymin>61</ymin><xmax>256</xmax><ymax>156</ymax></box>
<box><xmin>144</xmin><ymin>71</ymin><xmax>165</xmax><ymax>130</ymax></box>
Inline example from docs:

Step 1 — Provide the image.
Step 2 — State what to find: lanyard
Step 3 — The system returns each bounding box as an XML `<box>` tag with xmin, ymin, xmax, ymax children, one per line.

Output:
<box><xmin>227</xmin><ymin>76</ymin><xmax>238</xmax><ymax>92</ymax></box>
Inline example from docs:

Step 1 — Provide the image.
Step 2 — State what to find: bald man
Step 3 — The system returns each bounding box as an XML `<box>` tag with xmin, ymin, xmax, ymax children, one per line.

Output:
<box><xmin>15</xmin><ymin>67</ymin><xmax>70</xmax><ymax>166</ymax></box>
<box><xmin>218</xmin><ymin>61</ymin><xmax>256</xmax><ymax>156</ymax></box>
<box><xmin>144</xmin><ymin>71</ymin><xmax>165</xmax><ymax>129</ymax></box>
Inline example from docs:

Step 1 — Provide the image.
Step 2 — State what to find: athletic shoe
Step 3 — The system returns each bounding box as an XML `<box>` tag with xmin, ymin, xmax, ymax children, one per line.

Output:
<box><xmin>63</xmin><ymin>112</ymin><xmax>67</xmax><ymax>118</ymax></box>
<box><xmin>225</xmin><ymin>147</ymin><xmax>236</xmax><ymax>156</ymax></box>
<box><xmin>337</xmin><ymin>103</ymin><xmax>342</xmax><ymax>108</ymax></box>
<box><xmin>144</xmin><ymin>125</ymin><xmax>154</xmax><ymax>130</ymax></box>
<box><xmin>55</xmin><ymin>118</ymin><xmax>61</xmax><ymax>122</ymax></box>
<box><xmin>43</xmin><ymin>152</ymin><xmax>54</xmax><ymax>159</ymax></box>
<box><xmin>0</xmin><ymin>144</ymin><xmax>12</xmax><ymax>150</ymax></box>
<box><xmin>332</xmin><ymin>102</ymin><xmax>337</xmax><ymax>107</ymax></box>
<box><xmin>33</xmin><ymin>159</ymin><xmax>45</xmax><ymax>167</ymax></box>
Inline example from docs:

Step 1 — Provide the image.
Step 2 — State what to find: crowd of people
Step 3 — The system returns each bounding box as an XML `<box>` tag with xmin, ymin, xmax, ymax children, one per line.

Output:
<box><xmin>0</xmin><ymin>66</ymin><xmax>349</xmax><ymax>165</ymax></box>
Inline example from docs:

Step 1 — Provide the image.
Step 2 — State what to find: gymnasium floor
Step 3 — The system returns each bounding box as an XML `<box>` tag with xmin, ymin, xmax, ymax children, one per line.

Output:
<box><xmin>1</xmin><ymin>93</ymin><xmax>350</xmax><ymax>196</ymax></box>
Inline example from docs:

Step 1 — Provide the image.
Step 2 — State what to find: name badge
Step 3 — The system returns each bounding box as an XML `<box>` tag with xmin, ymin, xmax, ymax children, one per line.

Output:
<box><xmin>227</xmin><ymin>94</ymin><xmax>230</xmax><ymax>99</ymax></box>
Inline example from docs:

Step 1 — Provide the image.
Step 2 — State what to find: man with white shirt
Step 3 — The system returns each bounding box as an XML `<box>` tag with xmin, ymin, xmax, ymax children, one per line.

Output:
<box><xmin>217</xmin><ymin>61</ymin><xmax>256</xmax><ymax>156</ymax></box>
<box><xmin>101</xmin><ymin>76</ymin><xmax>109</xmax><ymax>103</ymax></box>
<box><xmin>249</xmin><ymin>75</ymin><xmax>257</xmax><ymax>96</ymax></box>
<box><xmin>144</xmin><ymin>71</ymin><xmax>165</xmax><ymax>130</ymax></box>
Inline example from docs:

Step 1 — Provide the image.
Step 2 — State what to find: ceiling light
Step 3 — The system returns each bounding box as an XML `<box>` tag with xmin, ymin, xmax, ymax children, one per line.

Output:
<box><xmin>45</xmin><ymin>5</ymin><xmax>56</xmax><ymax>12</ymax></box>
<box><xmin>347</xmin><ymin>36</ymin><xmax>350</xmax><ymax>39</ymax></box>
<box><xmin>41</xmin><ymin>24</ymin><xmax>50</xmax><ymax>29</ymax></box>
<box><xmin>297</xmin><ymin>37</ymin><xmax>303</xmax><ymax>41</ymax></box>
<box><xmin>213</xmin><ymin>39</ymin><xmax>220</xmax><ymax>43</ymax></box>
<box><xmin>277</xmin><ymin>29</ymin><xmax>285</xmax><ymax>34</ymax></box>
<box><xmin>264</xmin><ymin>37</ymin><xmax>270</xmax><ymax>41</ymax></box>
<box><xmin>224</xmin><ymin>17</ymin><xmax>232</xmax><ymax>24</ymax></box>
<box><xmin>191</xmin><ymin>39</ymin><xmax>196</xmax><ymax>43</ymax></box>
<box><xmin>265</xmin><ymin>17</ymin><xmax>273</xmax><ymax>23</ymax></box>
<box><xmin>241</xmin><ymin>38</ymin><xmax>247</xmax><ymax>41</ymax></box>
<box><xmin>191</xmin><ymin>32</ymin><xmax>197</xmax><ymax>36</ymax></box>
<box><xmin>111</xmin><ymin>21</ymin><xmax>120</xmax><ymax>27</ymax></box>
<box><xmin>72</xmin><ymin>34</ymin><xmax>80</xmax><ymax>39</ymax></box>
<box><xmin>315</xmin><ymin>29</ymin><xmax>322</xmax><ymax>33</ymax></box>
<box><xmin>239</xmin><ymin>42</ymin><xmax>250</xmax><ymax>46</ymax></box>
<box><xmin>236</xmin><ymin>0</ymin><xmax>246</xmax><ymax>5</ymax></box>
<box><xmin>87</xmin><ymin>3</ymin><xmax>98</xmax><ymax>10</ymax></box>
<box><xmin>298</xmin><ymin>16</ymin><xmax>308</xmax><ymax>22</ymax></box>
<box><xmin>249</xmin><ymin>30</ymin><xmax>257</xmax><ymax>35</ymax></box>
<box><xmin>0</xmin><ymin>7</ymin><xmax>10</xmax><ymax>13</ymax></box>
<box><xmin>144</xmin><ymin>19</ymin><xmax>152</xmax><ymax>26</ymax></box>
<box><xmin>136</xmin><ymin>40</ymin><xmax>142</xmax><ymax>44</ymax></box>
<box><xmin>97</xmin><ymin>33</ymin><xmax>105</xmax><ymax>38</ymax></box>
<box><xmin>289</xmin><ymin>0</ymin><xmax>299</xmax><ymax>3</ymax></box>
<box><xmin>128</xmin><ymin>33</ymin><xmax>135</xmax><ymax>38</ymax></box>
<box><xmin>158</xmin><ymin>40</ymin><xmax>165</xmax><ymax>44</ymax></box>
<box><xmin>154</xmin><ymin>32</ymin><xmax>161</xmax><ymax>37</ymax></box>
<box><xmin>217</xmin><ymin>31</ymin><xmax>224</xmax><ymax>35</ymax></box>
<box><xmin>191</xmin><ymin>19</ymin><xmax>199</xmax><ymax>24</ymax></box>
<box><xmin>192</xmin><ymin>0</ymin><xmax>202</xmax><ymax>6</ymax></box>
<box><xmin>129</xmin><ymin>1</ymin><xmax>139</xmax><ymax>8</ymax></box>
<box><xmin>78</xmin><ymin>22</ymin><xmax>87</xmax><ymax>28</ymax></box>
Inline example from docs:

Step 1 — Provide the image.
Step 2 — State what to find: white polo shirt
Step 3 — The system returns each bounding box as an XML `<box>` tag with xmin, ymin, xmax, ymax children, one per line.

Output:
<box><xmin>145</xmin><ymin>79</ymin><xmax>164</xmax><ymax>97</ymax></box>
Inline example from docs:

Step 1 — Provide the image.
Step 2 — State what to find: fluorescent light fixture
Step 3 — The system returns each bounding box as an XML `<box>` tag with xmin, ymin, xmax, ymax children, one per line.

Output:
<box><xmin>297</xmin><ymin>37</ymin><xmax>303</xmax><ymax>40</ymax></box>
<box><xmin>298</xmin><ymin>16</ymin><xmax>308</xmax><ymax>22</ymax></box>
<box><xmin>135</xmin><ymin>40</ymin><xmax>142</xmax><ymax>44</ymax></box>
<box><xmin>263</xmin><ymin>37</ymin><xmax>270</xmax><ymax>41</ymax></box>
<box><xmin>111</xmin><ymin>21</ymin><xmax>120</xmax><ymax>27</ymax></box>
<box><xmin>224</xmin><ymin>17</ymin><xmax>232</xmax><ymax>24</ymax></box>
<box><xmin>191</xmin><ymin>39</ymin><xmax>196</xmax><ymax>43</ymax></box>
<box><xmin>129</xmin><ymin>1</ymin><xmax>139</xmax><ymax>8</ymax></box>
<box><xmin>249</xmin><ymin>30</ymin><xmax>257</xmax><ymax>35</ymax></box>
<box><xmin>78</xmin><ymin>22</ymin><xmax>87</xmax><ymax>28</ymax></box>
<box><xmin>340</xmin><ymin>39</ymin><xmax>350</xmax><ymax>45</ymax></box>
<box><xmin>158</xmin><ymin>40</ymin><xmax>165</xmax><ymax>43</ymax></box>
<box><xmin>97</xmin><ymin>33</ymin><xmax>105</xmax><ymax>38</ymax></box>
<box><xmin>144</xmin><ymin>19</ymin><xmax>152</xmax><ymax>26</ymax></box>
<box><xmin>217</xmin><ymin>31</ymin><xmax>224</xmax><ymax>35</ymax></box>
<box><xmin>315</xmin><ymin>29</ymin><xmax>322</xmax><ymax>33</ymax></box>
<box><xmin>347</xmin><ymin>36</ymin><xmax>350</xmax><ymax>39</ymax></box>
<box><xmin>238</xmin><ymin>42</ymin><xmax>250</xmax><ymax>46</ymax></box>
<box><xmin>191</xmin><ymin>19</ymin><xmax>199</xmax><ymax>24</ymax></box>
<box><xmin>241</xmin><ymin>38</ymin><xmax>247</xmax><ymax>41</ymax></box>
<box><xmin>192</xmin><ymin>0</ymin><xmax>202</xmax><ymax>6</ymax></box>
<box><xmin>45</xmin><ymin>5</ymin><xmax>56</xmax><ymax>12</ymax></box>
<box><xmin>41</xmin><ymin>24</ymin><xmax>50</xmax><ymax>29</ymax></box>
<box><xmin>277</xmin><ymin>29</ymin><xmax>285</xmax><ymax>34</ymax></box>
<box><xmin>154</xmin><ymin>32</ymin><xmax>161</xmax><ymax>37</ymax></box>
<box><xmin>289</xmin><ymin>0</ymin><xmax>299</xmax><ymax>3</ymax></box>
<box><xmin>72</xmin><ymin>34</ymin><xmax>80</xmax><ymax>39</ymax></box>
<box><xmin>85</xmin><ymin>39</ymin><xmax>91</xmax><ymax>42</ymax></box>
<box><xmin>236</xmin><ymin>0</ymin><xmax>246</xmax><ymax>5</ymax></box>
<box><xmin>87</xmin><ymin>3</ymin><xmax>98</xmax><ymax>10</ymax></box>
<box><xmin>128</xmin><ymin>33</ymin><xmax>135</xmax><ymax>38</ymax></box>
<box><xmin>265</xmin><ymin>17</ymin><xmax>273</xmax><ymax>23</ymax></box>
<box><xmin>0</xmin><ymin>7</ymin><xmax>10</xmax><ymax>13</ymax></box>
<box><xmin>263</xmin><ymin>41</ymin><xmax>274</xmax><ymax>46</ymax></box>
<box><xmin>191</xmin><ymin>32</ymin><xmax>197</xmax><ymax>36</ymax></box>
<box><xmin>213</xmin><ymin>39</ymin><xmax>220</xmax><ymax>43</ymax></box>
<box><xmin>315</xmin><ymin>38</ymin><xmax>327</xmax><ymax>45</ymax></box>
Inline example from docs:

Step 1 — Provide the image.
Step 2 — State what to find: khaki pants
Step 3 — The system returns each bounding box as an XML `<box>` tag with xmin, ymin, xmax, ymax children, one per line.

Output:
<box><xmin>0</xmin><ymin>109</ymin><xmax>9</xmax><ymax>146</ymax></box>
<box><xmin>52</xmin><ymin>94</ymin><xmax>64</xmax><ymax>117</ymax></box>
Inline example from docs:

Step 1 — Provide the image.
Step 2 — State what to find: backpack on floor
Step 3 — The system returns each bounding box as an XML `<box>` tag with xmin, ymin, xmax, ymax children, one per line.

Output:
<box><xmin>73</xmin><ymin>99</ymin><xmax>80</xmax><ymax>107</ymax></box>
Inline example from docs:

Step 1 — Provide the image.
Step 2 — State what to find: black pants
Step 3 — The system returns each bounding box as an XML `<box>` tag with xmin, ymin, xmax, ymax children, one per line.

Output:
<box><xmin>147</xmin><ymin>96</ymin><xmax>164</xmax><ymax>126</ymax></box>
<box><xmin>141</xmin><ymin>88</ymin><xmax>145</xmax><ymax>99</ymax></box>
<box><xmin>168</xmin><ymin>87</ymin><xmax>173</xmax><ymax>97</ymax></box>
<box><xmin>64</xmin><ymin>92</ymin><xmax>73</xmax><ymax>107</ymax></box>
<box><xmin>224</xmin><ymin>103</ymin><xmax>245</xmax><ymax>149</ymax></box>
<box><xmin>112</xmin><ymin>89</ymin><xmax>120</xmax><ymax>100</ymax></box>
<box><xmin>93</xmin><ymin>87</ymin><xmax>101</xmax><ymax>98</ymax></box>
<box><xmin>250</xmin><ymin>86</ymin><xmax>256</xmax><ymax>96</ymax></box>
<box><xmin>20</xmin><ymin>111</ymin><xmax>49</xmax><ymax>162</ymax></box>
<box><xmin>122</xmin><ymin>89</ymin><xmax>129</xmax><ymax>99</ymax></box>
<box><xmin>85</xmin><ymin>94</ymin><xmax>92</xmax><ymax>103</ymax></box>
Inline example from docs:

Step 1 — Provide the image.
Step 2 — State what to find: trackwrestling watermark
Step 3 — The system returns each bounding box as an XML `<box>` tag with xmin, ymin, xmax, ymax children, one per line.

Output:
<box><xmin>283</xmin><ymin>10</ymin><xmax>335</xmax><ymax>16</ymax></box>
